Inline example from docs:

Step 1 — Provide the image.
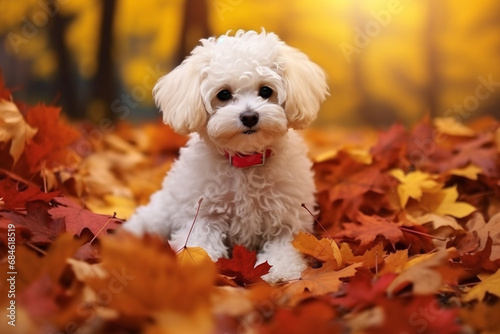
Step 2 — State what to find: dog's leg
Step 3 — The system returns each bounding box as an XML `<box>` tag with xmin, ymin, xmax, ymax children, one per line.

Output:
<box><xmin>257</xmin><ymin>237</ymin><xmax>307</xmax><ymax>283</ymax></box>
<box><xmin>123</xmin><ymin>190</ymin><xmax>173</xmax><ymax>237</ymax></box>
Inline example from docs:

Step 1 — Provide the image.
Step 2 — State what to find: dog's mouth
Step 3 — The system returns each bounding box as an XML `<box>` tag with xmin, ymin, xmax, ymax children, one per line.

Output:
<box><xmin>242</xmin><ymin>129</ymin><xmax>257</xmax><ymax>135</ymax></box>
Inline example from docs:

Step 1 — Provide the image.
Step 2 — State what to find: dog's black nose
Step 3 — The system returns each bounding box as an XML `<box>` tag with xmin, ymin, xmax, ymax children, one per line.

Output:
<box><xmin>240</xmin><ymin>111</ymin><xmax>259</xmax><ymax>128</ymax></box>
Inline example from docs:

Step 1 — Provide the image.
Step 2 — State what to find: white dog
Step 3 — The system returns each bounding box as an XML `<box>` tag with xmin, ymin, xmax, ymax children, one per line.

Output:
<box><xmin>124</xmin><ymin>30</ymin><xmax>328</xmax><ymax>282</ymax></box>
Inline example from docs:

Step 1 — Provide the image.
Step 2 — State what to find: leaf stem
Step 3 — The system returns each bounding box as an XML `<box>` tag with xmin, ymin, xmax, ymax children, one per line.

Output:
<box><xmin>399</xmin><ymin>226</ymin><xmax>447</xmax><ymax>241</ymax></box>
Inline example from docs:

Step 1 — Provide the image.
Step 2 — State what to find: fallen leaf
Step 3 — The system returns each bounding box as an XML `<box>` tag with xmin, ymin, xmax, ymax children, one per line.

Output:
<box><xmin>24</xmin><ymin>103</ymin><xmax>80</xmax><ymax>171</ymax></box>
<box><xmin>434</xmin><ymin>117</ymin><xmax>475</xmax><ymax>137</ymax></box>
<box><xmin>335</xmin><ymin>213</ymin><xmax>403</xmax><ymax>249</ymax></box>
<box><xmin>1</xmin><ymin>200</ymin><xmax>64</xmax><ymax>244</ymax></box>
<box><xmin>178</xmin><ymin>246</ymin><xmax>214</xmax><ymax>267</ymax></box>
<box><xmin>0</xmin><ymin>99</ymin><xmax>37</xmax><ymax>164</ymax></box>
<box><xmin>216</xmin><ymin>245</ymin><xmax>271</xmax><ymax>286</ymax></box>
<box><xmin>460</xmin><ymin>299</ymin><xmax>500</xmax><ymax>332</ymax></box>
<box><xmin>464</xmin><ymin>269</ymin><xmax>500</xmax><ymax>302</ymax></box>
<box><xmin>379</xmin><ymin>249</ymin><xmax>409</xmax><ymax>274</ymax></box>
<box><xmin>418</xmin><ymin>186</ymin><xmax>476</xmax><ymax>218</ymax></box>
<box><xmin>466</xmin><ymin>212</ymin><xmax>500</xmax><ymax>261</ymax></box>
<box><xmin>48</xmin><ymin>197</ymin><xmax>121</xmax><ymax>238</ymax></box>
<box><xmin>387</xmin><ymin>250</ymin><xmax>463</xmax><ymax>296</ymax></box>
<box><xmin>292</xmin><ymin>232</ymin><xmax>342</xmax><ymax>267</ymax></box>
<box><xmin>340</xmin><ymin>242</ymin><xmax>385</xmax><ymax>269</ymax></box>
<box><xmin>280</xmin><ymin>262</ymin><xmax>362</xmax><ymax>300</ymax></box>
<box><xmin>389</xmin><ymin>169</ymin><xmax>441</xmax><ymax>207</ymax></box>
<box><xmin>0</xmin><ymin>177</ymin><xmax>59</xmax><ymax>210</ymax></box>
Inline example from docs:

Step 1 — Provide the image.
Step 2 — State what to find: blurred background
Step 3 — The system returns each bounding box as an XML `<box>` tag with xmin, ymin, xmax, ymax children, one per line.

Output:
<box><xmin>0</xmin><ymin>0</ymin><xmax>500</xmax><ymax>128</ymax></box>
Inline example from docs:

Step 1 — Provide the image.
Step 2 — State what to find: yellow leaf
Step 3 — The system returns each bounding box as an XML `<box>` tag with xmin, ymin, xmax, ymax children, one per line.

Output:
<box><xmin>177</xmin><ymin>247</ymin><xmax>214</xmax><ymax>267</ymax></box>
<box><xmin>411</xmin><ymin>213</ymin><xmax>464</xmax><ymax>231</ymax></box>
<box><xmin>85</xmin><ymin>194</ymin><xmax>137</xmax><ymax>219</ymax></box>
<box><xmin>464</xmin><ymin>269</ymin><xmax>500</xmax><ymax>302</ymax></box>
<box><xmin>420</xmin><ymin>186</ymin><xmax>476</xmax><ymax>218</ymax></box>
<box><xmin>446</xmin><ymin>164</ymin><xmax>483</xmax><ymax>180</ymax></box>
<box><xmin>292</xmin><ymin>232</ymin><xmax>342</xmax><ymax>268</ymax></box>
<box><xmin>434</xmin><ymin>117</ymin><xmax>476</xmax><ymax>137</ymax></box>
<box><xmin>389</xmin><ymin>169</ymin><xmax>442</xmax><ymax>207</ymax></box>
<box><xmin>314</xmin><ymin>145</ymin><xmax>372</xmax><ymax>164</ymax></box>
<box><xmin>0</xmin><ymin>99</ymin><xmax>38</xmax><ymax>163</ymax></box>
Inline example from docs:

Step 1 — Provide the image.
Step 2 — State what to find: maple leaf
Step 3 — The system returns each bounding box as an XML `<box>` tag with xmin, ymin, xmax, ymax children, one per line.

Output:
<box><xmin>459</xmin><ymin>236</ymin><xmax>498</xmax><ymax>273</ymax></box>
<box><xmin>330</xmin><ymin>269</ymin><xmax>396</xmax><ymax>312</ymax></box>
<box><xmin>24</xmin><ymin>104</ymin><xmax>80</xmax><ymax>171</ymax></box>
<box><xmin>417</xmin><ymin>186</ymin><xmax>476</xmax><ymax>218</ymax></box>
<box><xmin>335</xmin><ymin>213</ymin><xmax>404</xmax><ymax>249</ymax></box>
<box><xmin>444</xmin><ymin>133</ymin><xmax>499</xmax><ymax>178</ymax></box>
<box><xmin>48</xmin><ymin>197</ymin><xmax>121</xmax><ymax>238</ymax></box>
<box><xmin>379</xmin><ymin>249</ymin><xmax>409</xmax><ymax>274</ymax></box>
<box><xmin>340</xmin><ymin>242</ymin><xmax>385</xmax><ymax>269</ymax></box>
<box><xmin>370</xmin><ymin>123</ymin><xmax>408</xmax><ymax>169</ymax></box>
<box><xmin>466</xmin><ymin>212</ymin><xmax>500</xmax><ymax>261</ymax></box>
<box><xmin>389</xmin><ymin>169</ymin><xmax>441</xmax><ymax>207</ymax></box>
<box><xmin>292</xmin><ymin>232</ymin><xmax>342</xmax><ymax>267</ymax></box>
<box><xmin>280</xmin><ymin>262</ymin><xmax>362</xmax><ymax>300</ymax></box>
<box><xmin>216</xmin><ymin>245</ymin><xmax>271</xmax><ymax>286</ymax></box>
<box><xmin>314</xmin><ymin>153</ymin><xmax>386</xmax><ymax>201</ymax></box>
<box><xmin>0</xmin><ymin>177</ymin><xmax>59</xmax><ymax>210</ymax></box>
<box><xmin>464</xmin><ymin>269</ymin><xmax>500</xmax><ymax>302</ymax></box>
<box><xmin>0</xmin><ymin>99</ymin><xmax>38</xmax><ymax>164</ymax></box>
<box><xmin>1</xmin><ymin>200</ymin><xmax>64</xmax><ymax>244</ymax></box>
<box><xmin>387</xmin><ymin>250</ymin><xmax>464</xmax><ymax>296</ymax></box>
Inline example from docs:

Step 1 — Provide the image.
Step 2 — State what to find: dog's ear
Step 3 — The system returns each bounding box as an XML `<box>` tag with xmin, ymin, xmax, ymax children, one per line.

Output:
<box><xmin>153</xmin><ymin>53</ymin><xmax>207</xmax><ymax>135</ymax></box>
<box><xmin>279</xmin><ymin>45</ymin><xmax>329</xmax><ymax>129</ymax></box>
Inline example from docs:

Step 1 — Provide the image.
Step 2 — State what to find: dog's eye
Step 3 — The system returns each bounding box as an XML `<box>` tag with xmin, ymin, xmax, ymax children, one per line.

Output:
<box><xmin>216</xmin><ymin>89</ymin><xmax>232</xmax><ymax>101</ymax></box>
<box><xmin>259</xmin><ymin>86</ymin><xmax>273</xmax><ymax>99</ymax></box>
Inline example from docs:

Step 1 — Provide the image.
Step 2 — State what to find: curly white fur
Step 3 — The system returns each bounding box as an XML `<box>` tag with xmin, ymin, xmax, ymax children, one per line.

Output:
<box><xmin>124</xmin><ymin>30</ymin><xmax>328</xmax><ymax>283</ymax></box>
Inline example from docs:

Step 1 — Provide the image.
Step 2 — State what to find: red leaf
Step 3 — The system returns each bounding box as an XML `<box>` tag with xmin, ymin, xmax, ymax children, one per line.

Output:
<box><xmin>0</xmin><ymin>177</ymin><xmax>59</xmax><ymax>210</ymax></box>
<box><xmin>48</xmin><ymin>197</ymin><xmax>121</xmax><ymax>238</ymax></box>
<box><xmin>368</xmin><ymin>295</ymin><xmax>461</xmax><ymax>334</ymax></box>
<box><xmin>216</xmin><ymin>245</ymin><xmax>271</xmax><ymax>286</ymax></box>
<box><xmin>258</xmin><ymin>299</ymin><xmax>342</xmax><ymax>334</ymax></box>
<box><xmin>370</xmin><ymin>123</ymin><xmax>408</xmax><ymax>168</ymax></box>
<box><xmin>330</xmin><ymin>269</ymin><xmax>396</xmax><ymax>312</ymax></box>
<box><xmin>1</xmin><ymin>201</ymin><xmax>64</xmax><ymax>244</ymax></box>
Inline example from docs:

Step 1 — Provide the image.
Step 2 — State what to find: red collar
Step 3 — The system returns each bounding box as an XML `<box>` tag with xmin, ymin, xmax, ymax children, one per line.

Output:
<box><xmin>224</xmin><ymin>149</ymin><xmax>272</xmax><ymax>168</ymax></box>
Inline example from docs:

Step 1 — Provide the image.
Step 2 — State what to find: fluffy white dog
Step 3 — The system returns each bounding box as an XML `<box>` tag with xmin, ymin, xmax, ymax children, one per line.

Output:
<box><xmin>124</xmin><ymin>30</ymin><xmax>328</xmax><ymax>282</ymax></box>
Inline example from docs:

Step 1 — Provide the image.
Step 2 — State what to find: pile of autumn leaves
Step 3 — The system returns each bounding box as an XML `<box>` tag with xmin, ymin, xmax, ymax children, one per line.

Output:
<box><xmin>1</xmin><ymin>75</ymin><xmax>500</xmax><ymax>333</ymax></box>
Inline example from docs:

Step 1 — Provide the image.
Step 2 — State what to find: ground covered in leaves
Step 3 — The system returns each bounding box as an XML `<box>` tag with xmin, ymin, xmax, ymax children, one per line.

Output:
<box><xmin>1</xmin><ymin>75</ymin><xmax>500</xmax><ymax>334</ymax></box>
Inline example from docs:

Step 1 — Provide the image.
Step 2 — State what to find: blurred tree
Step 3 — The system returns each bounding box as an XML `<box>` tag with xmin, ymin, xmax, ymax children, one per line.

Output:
<box><xmin>0</xmin><ymin>0</ymin><xmax>499</xmax><ymax>126</ymax></box>
<box><xmin>177</xmin><ymin>0</ymin><xmax>210</xmax><ymax>64</ymax></box>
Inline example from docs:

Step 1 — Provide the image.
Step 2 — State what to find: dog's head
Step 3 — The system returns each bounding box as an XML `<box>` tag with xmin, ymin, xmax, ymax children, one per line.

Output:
<box><xmin>153</xmin><ymin>30</ymin><xmax>328</xmax><ymax>153</ymax></box>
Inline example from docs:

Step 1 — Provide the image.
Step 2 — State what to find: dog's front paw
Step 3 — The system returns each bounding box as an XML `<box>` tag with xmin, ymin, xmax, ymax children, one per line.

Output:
<box><xmin>260</xmin><ymin>258</ymin><xmax>306</xmax><ymax>284</ymax></box>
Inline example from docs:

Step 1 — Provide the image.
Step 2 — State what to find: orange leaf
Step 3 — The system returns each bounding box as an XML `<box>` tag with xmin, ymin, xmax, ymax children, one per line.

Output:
<box><xmin>24</xmin><ymin>104</ymin><xmax>80</xmax><ymax>171</ymax></box>
<box><xmin>292</xmin><ymin>232</ymin><xmax>342</xmax><ymax>267</ymax></box>
<box><xmin>280</xmin><ymin>262</ymin><xmax>362</xmax><ymax>301</ymax></box>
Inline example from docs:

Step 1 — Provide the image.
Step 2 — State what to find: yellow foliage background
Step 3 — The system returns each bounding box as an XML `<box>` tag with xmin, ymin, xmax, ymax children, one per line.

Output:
<box><xmin>0</xmin><ymin>0</ymin><xmax>499</xmax><ymax>126</ymax></box>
